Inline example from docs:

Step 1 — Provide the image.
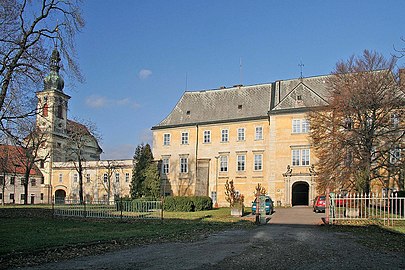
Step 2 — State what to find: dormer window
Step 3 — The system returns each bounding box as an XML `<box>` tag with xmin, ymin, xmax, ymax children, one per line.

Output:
<box><xmin>186</xmin><ymin>110</ymin><xmax>191</xmax><ymax>115</ymax></box>
<box><xmin>238</xmin><ymin>105</ymin><xmax>242</xmax><ymax>109</ymax></box>
<box><xmin>297</xmin><ymin>95</ymin><xmax>302</xmax><ymax>101</ymax></box>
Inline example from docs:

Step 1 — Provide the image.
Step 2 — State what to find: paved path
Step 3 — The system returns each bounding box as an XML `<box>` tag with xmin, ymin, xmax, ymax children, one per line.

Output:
<box><xmin>16</xmin><ymin>207</ymin><xmax>404</xmax><ymax>270</ymax></box>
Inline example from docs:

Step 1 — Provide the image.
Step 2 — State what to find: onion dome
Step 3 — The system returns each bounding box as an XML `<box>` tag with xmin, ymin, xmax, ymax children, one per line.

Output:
<box><xmin>44</xmin><ymin>48</ymin><xmax>64</xmax><ymax>91</ymax></box>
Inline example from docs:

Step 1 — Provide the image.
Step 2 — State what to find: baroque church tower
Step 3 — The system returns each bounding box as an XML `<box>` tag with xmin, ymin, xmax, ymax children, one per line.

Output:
<box><xmin>36</xmin><ymin>48</ymin><xmax>71</xmax><ymax>186</ymax></box>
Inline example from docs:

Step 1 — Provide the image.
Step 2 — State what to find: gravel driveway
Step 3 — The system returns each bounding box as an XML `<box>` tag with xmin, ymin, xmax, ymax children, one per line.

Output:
<box><xmin>15</xmin><ymin>207</ymin><xmax>405</xmax><ymax>270</ymax></box>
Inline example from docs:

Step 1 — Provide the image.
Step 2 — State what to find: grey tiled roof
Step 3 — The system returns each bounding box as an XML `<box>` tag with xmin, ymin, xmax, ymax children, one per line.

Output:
<box><xmin>154</xmin><ymin>84</ymin><xmax>272</xmax><ymax>128</ymax></box>
<box><xmin>272</xmin><ymin>75</ymin><xmax>330</xmax><ymax>112</ymax></box>
<box><xmin>153</xmin><ymin>74</ymin><xmax>334</xmax><ymax>129</ymax></box>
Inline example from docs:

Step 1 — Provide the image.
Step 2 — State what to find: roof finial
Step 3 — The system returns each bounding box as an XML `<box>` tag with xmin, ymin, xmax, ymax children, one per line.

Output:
<box><xmin>298</xmin><ymin>61</ymin><xmax>304</xmax><ymax>80</ymax></box>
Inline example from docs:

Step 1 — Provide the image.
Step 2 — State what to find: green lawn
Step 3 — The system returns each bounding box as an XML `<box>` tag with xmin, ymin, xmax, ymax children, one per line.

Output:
<box><xmin>0</xmin><ymin>208</ymin><xmax>254</xmax><ymax>256</ymax></box>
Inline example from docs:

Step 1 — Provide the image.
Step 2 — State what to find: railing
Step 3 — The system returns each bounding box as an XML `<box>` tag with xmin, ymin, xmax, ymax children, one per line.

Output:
<box><xmin>327</xmin><ymin>193</ymin><xmax>405</xmax><ymax>225</ymax></box>
<box><xmin>53</xmin><ymin>199</ymin><xmax>162</xmax><ymax>220</ymax></box>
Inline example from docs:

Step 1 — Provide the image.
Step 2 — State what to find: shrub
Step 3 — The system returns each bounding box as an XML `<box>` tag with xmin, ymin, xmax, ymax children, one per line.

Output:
<box><xmin>163</xmin><ymin>196</ymin><xmax>213</xmax><ymax>212</ymax></box>
<box><xmin>193</xmin><ymin>196</ymin><xmax>213</xmax><ymax>211</ymax></box>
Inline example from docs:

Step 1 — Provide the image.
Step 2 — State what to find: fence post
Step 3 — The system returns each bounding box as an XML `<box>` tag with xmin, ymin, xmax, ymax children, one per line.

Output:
<box><xmin>326</xmin><ymin>187</ymin><xmax>330</xmax><ymax>225</ymax></box>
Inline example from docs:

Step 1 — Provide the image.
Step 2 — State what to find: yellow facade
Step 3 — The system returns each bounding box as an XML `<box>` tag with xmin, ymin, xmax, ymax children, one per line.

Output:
<box><xmin>51</xmin><ymin>160</ymin><xmax>132</xmax><ymax>202</ymax></box>
<box><xmin>152</xmin><ymin>78</ymin><xmax>328</xmax><ymax>206</ymax></box>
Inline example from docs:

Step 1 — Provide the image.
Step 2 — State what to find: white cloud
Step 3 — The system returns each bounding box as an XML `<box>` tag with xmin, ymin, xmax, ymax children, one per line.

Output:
<box><xmin>138</xmin><ymin>69</ymin><xmax>152</xmax><ymax>80</ymax></box>
<box><xmin>85</xmin><ymin>95</ymin><xmax>107</xmax><ymax>108</ymax></box>
<box><xmin>85</xmin><ymin>95</ymin><xmax>140</xmax><ymax>109</ymax></box>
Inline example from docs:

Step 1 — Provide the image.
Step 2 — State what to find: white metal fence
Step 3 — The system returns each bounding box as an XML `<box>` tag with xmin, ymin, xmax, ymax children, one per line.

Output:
<box><xmin>53</xmin><ymin>199</ymin><xmax>163</xmax><ymax>220</ymax></box>
<box><xmin>327</xmin><ymin>193</ymin><xmax>405</xmax><ymax>225</ymax></box>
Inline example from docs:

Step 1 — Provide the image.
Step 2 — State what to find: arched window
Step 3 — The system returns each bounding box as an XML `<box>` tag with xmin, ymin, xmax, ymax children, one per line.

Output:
<box><xmin>43</xmin><ymin>103</ymin><xmax>48</xmax><ymax>117</ymax></box>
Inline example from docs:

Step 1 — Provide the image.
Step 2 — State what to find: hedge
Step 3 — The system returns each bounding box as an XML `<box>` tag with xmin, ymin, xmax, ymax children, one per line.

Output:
<box><xmin>163</xmin><ymin>196</ymin><xmax>213</xmax><ymax>212</ymax></box>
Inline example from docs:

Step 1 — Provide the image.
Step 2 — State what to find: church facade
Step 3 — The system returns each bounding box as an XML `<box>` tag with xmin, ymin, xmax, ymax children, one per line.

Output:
<box><xmin>152</xmin><ymin>76</ymin><xmax>331</xmax><ymax>207</ymax></box>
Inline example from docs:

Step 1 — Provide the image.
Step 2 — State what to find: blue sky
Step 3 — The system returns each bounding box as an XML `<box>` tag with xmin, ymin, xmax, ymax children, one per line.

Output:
<box><xmin>66</xmin><ymin>0</ymin><xmax>405</xmax><ymax>159</ymax></box>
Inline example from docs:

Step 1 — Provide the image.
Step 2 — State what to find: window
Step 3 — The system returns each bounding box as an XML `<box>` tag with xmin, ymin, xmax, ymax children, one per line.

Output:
<box><xmin>103</xmin><ymin>173</ymin><xmax>108</xmax><ymax>183</ymax></box>
<box><xmin>302</xmin><ymin>120</ymin><xmax>310</xmax><ymax>133</ymax></box>
<box><xmin>292</xmin><ymin>149</ymin><xmax>310</xmax><ymax>166</ymax></box>
<box><xmin>73</xmin><ymin>174</ymin><xmax>78</xmax><ymax>183</ymax></box>
<box><xmin>10</xmin><ymin>176</ymin><xmax>15</xmax><ymax>185</ymax></box>
<box><xmin>162</xmin><ymin>158</ymin><xmax>170</xmax><ymax>174</ymax></box>
<box><xmin>86</xmin><ymin>174</ymin><xmax>91</xmax><ymax>183</ymax></box>
<box><xmin>211</xmin><ymin>191</ymin><xmax>217</xmax><ymax>203</ymax></box>
<box><xmin>40</xmin><ymin>160</ymin><xmax>45</xmax><ymax>168</ymax></box>
<box><xmin>221</xmin><ymin>129</ymin><xmax>229</xmax><ymax>142</ymax></box>
<box><xmin>392</xmin><ymin>113</ymin><xmax>399</xmax><ymax>128</ymax></box>
<box><xmin>0</xmin><ymin>176</ymin><xmax>4</xmax><ymax>185</ymax></box>
<box><xmin>31</xmin><ymin>178</ymin><xmax>36</xmax><ymax>186</ymax></box>
<box><xmin>254</xmin><ymin>154</ymin><xmax>263</xmax><ymax>171</ymax></box>
<box><xmin>292</xmin><ymin>119</ymin><xmax>301</xmax><ymax>133</ymax></box>
<box><xmin>180</xmin><ymin>157</ymin><xmax>188</xmax><ymax>173</ymax></box>
<box><xmin>115</xmin><ymin>173</ymin><xmax>120</xmax><ymax>183</ymax></box>
<box><xmin>390</xmin><ymin>147</ymin><xmax>401</xmax><ymax>164</ymax></box>
<box><xmin>41</xmin><ymin>177</ymin><xmax>44</xmax><ymax>184</ymax></box>
<box><xmin>59</xmin><ymin>173</ymin><xmax>63</xmax><ymax>183</ymax></box>
<box><xmin>163</xmin><ymin>133</ymin><xmax>171</xmax><ymax>146</ymax></box>
<box><xmin>237</xmin><ymin>155</ymin><xmax>246</xmax><ymax>171</ymax></box>
<box><xmin>237</xmin><ymin>128</ymin><xmax>245</xmax><ymax>141</ymax></box>
<box><xmin>292</xmin><ymin>119</ymin><xmax>310</xmax><ymax>134</ymax></box>
<box><xmin>9</xmin><ymin>193</ymin><xmax>14</xmax><ymax>201</ymax></box>
<box><xmin>0</xmin><ymin>193</ymin><xmax>2</xmax><ymax>200</ymax></box>
<box><xmin>220</xmin><ymin>156</ymin><xmax>228</xmax><ymax>172</ymax></box>
<box><xmin>40</xmin><ymin>193</ymin><xmax>44</xmax><ymax>200</ymax></box>
<box><xmin>125</xmin><ymin>173</ymin><xmax>130</xmax><ymax>182</ymax></box>
<box><xmin>20</xmin><ymin>178</ymin><xmax>25</xmax><ymax>186</ymax></box>
<box><xmin>20</xmin><ymin>194</ymin><xmax>25</xmax><ymax>201</ymax></box>
<box><xmin>203</xmin><ymin>130</ymin><xmax>211</xmax><ymax>143</ymax></box>
<box><xmin>301</xmin><ymin>149</ymin><xmax>310</xmax><ymax>166</ymax></box>
<box><xmin>255</xmin><ymin>126</ymin><xmax>263</xmax><ymax>140</ymax></box>
<box><xmin>181</xmin><ymin>132</ymin><xmax>189</xmax><ymax>145</ymax></box>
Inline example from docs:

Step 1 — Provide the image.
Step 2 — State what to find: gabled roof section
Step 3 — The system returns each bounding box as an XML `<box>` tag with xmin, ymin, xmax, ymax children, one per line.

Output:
<box><xmin>271</xmin><ymin>75</ymin><xmax>330</xmax><ymax>113</ymax></box>
<box><xmin>0</xmin><ymin>145</ymin><xmax>43</xmax><ymax>176</ymax></box>
<box><xmin>153</xmin><ymin>84</ymin><xmax>272</xmax><ymax>129</ymax></box>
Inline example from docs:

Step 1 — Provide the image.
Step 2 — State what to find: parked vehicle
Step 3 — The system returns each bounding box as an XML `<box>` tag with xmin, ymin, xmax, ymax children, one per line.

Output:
<box><xmin>252</xmin><ymin>196</ymin><xmax>274</xmax><ymax>215</ymax></box>
<box><xmin>313</xmin><ymin>195</ymin><xmax>326</xmax><ymax>213</ymax></box>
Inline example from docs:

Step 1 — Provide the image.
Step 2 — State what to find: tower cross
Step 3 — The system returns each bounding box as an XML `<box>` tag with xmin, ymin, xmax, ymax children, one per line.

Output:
<box><xmin>298</xmin><ymin>61</ymin><xmax>304</xmax><ymax>79</ymax></box>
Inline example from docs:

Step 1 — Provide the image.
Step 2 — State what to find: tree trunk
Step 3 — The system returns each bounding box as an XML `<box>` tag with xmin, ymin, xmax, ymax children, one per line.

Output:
<box><xmin>78</xmin><ymin>160</ymin><xmax>84</xmax><ymax>204</ymax></box>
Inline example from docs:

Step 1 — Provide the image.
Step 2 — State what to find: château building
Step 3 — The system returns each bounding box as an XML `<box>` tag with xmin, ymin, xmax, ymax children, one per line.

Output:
<box><xmin>152</xmin><ymin>76</ymin><xmax>331</xmax><ymax>207</ymax></box>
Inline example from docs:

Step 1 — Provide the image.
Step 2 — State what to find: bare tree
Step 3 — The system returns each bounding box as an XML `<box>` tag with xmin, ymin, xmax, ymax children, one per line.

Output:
<box><xmin>309</xmin><ymin>50</ymin><xmax>405</xmax><ymax>194</ymax></box>
<box><xmin>0</xmin><ymin>0</ymin><xmax>84</xmax><ymax>132</ymax></box>
<box><xmin>65</xmin><ymin>119</ymin><xmax>101</xmax><ymax>204</ymax></box>
<box><xmin>13</xmin><ymin>120</ymin><xmax>49</xmax><ymax>204</ymax></box>
<box><xmin>100</xmin><ymin>160</ymin><xmax>122</xmax><ymax>204</ymax></box>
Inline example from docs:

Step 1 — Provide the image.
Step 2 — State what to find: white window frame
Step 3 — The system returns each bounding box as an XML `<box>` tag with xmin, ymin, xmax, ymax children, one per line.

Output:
<box><xmin>86</xmin><ymin>174</ymin><xmax>91</xmax><ymax>183</ymax></box>
<box><xmin>181</xmin><ymin>132</ymin><xmax>189</xmax><ymax>145</ymax></box>
<box><xmin>255</xmin><ymin>126</ymin><xmax>263</xmax><ymax>140</ymax></box>
<box><xmin>115</xmin><ymin>172</ymin><xmax>120</xmax><ymax>183</ymax></box>
<box><xmin>254</xmin><ymin>154</ymin><xmax>263</xmax><ymax>171</ymax></box>
<box><xmin>301</xmin><ymin>119</ymin><xmax>310</xmax><ymax>133</ymax></box>
<box><xmin>292</xmin><ymin>149</ymin><xmax>310</xmax><ymax>166</ymax></box>
<box><xmin>125</xmin><ymin>172</ymin><xmax>130</xmax><ymax>182</ymax></box>
<box><xmin>103</xmin><ymin>173</ymin><xmax>108</xmax><ymax>183</ymax></box>
<box><xmin>73</xmin><ymin>174</ymin><xmax>78</xmax><ymax>183</ymax></box>
<box><xmin>59</xmin><ymin>173</ymin><xmax>63</xmax><ymax>183</ymax></box>
<box><xmin>237</xmin><ymin>128</ymin><xmax>245</xmax><ymax>141</ymax></box>
<box><xmin>292</xmin><ymin>119</ymin><xmax>301</xmax><ymax>133</ymax></box>
<box><xmin>237</xmin><ymin>155</ymin><xmax>246</xmax><ymax>171</ymax></box>
<box><xmin>162</xmin><ymin>158</ymin><xmax>170</xmax><ymax>174</ymax></box>
<box><xmin>220</xmin><ymin>156</ymin><xmax>228</xmax><ymax>172</ymax></box>
<box><xmin>203</xmin><ymin>130</ymin><xmax>211</xmax><ymax>143</ymax></box>
<box><xmin>221</xmin><ymin>129</ymin><xmax>229</xmax><ymax>142</ymax></box>
<box><xmin>163</xmin><ymin>133</ymin><xmax>171</xmax><ymax>146</ymax></box>
<box><xmin>180</xmin><ymin>157</ymin><xmax>188</xmax><ymax>173</ymax></box>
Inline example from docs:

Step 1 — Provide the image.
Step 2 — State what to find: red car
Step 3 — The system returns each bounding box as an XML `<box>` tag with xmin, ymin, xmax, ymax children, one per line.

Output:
<box><xmin>313</xmin><ymin>195</ymin><xmax>326</xmax><ymax>213</ymax></box>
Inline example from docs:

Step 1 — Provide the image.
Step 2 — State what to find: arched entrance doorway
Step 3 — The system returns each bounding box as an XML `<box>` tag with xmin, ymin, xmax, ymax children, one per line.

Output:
<box><xmin>55</xmin><ymin>189</ymin><xmax>66</xmax><ymax>204</ymax></box>
<box><xmin>292</xmin><ymin>181</ymin><xmax>309</xmax><ymax>206</ymax></box>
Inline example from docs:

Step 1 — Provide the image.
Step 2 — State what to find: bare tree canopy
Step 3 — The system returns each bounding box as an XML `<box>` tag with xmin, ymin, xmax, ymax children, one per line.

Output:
<box><xmin>309</xmin><ymin>50</ymin><xmax>405</xmax><ymax>194</ymax></box>
<box><xmin>0</xmin><ymin>0</ymin><xmax>84</xmax><ymax>129</ymax></box>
